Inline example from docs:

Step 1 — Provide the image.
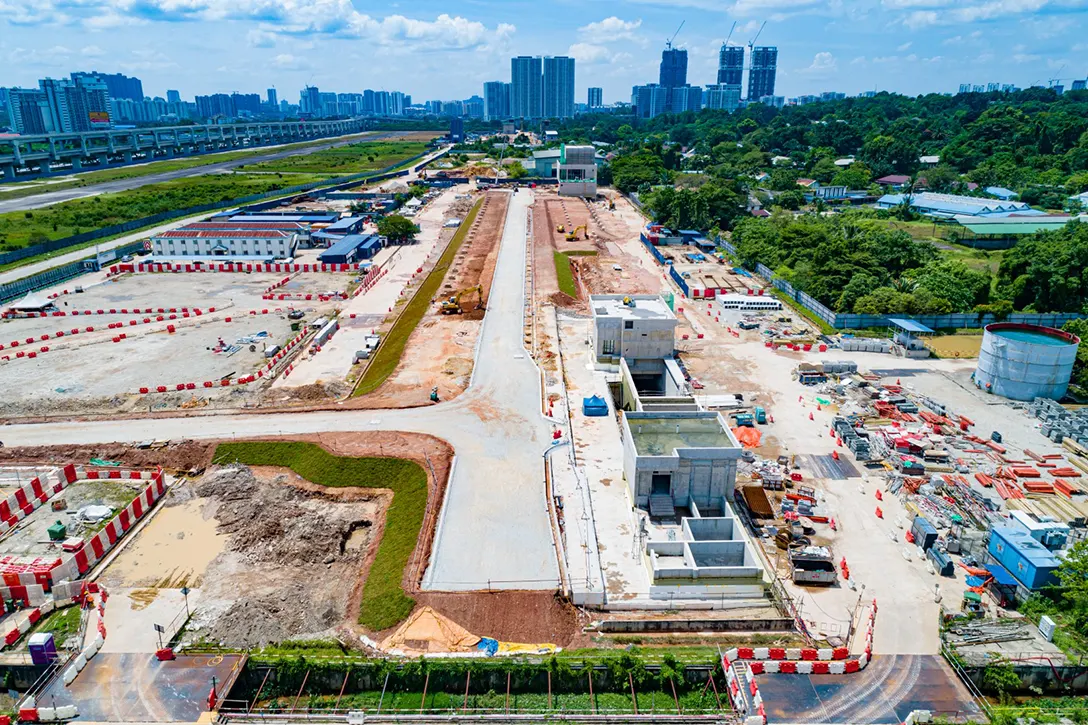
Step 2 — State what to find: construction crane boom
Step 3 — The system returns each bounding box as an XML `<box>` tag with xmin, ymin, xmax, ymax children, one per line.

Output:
<box><xmin>749</xmin><ymin>21</ymin><xmax>766</xmax><ymax>49</ymax></box>
<box><xmin>723</xmin><ymin>20</ymin><xmax>737</xmax><ymax>47</ymax></box>
<box><xmin>666</xmin><ymin>20</ymin><xmax>685</xmax><ymax>50</ymax></box>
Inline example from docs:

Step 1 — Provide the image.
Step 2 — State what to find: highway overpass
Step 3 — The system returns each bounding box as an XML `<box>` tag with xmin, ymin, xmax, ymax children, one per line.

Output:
<box><xmin>0</xmin><ymin>118</ymin><xmax>369</xmax><ymax>182</ymax></box>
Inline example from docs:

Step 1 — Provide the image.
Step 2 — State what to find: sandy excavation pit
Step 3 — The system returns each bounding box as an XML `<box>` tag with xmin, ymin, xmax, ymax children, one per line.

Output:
<box><xmin>101</xmin><ymin>464</ymin><xmax>386</xmax><ymax>647</ymax></box>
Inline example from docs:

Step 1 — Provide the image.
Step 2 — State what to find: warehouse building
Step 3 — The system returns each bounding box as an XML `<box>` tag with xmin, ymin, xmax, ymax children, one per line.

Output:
<box><xmin>876</xmin><ymin>191</ymin><xmax>1040</xmax><ymax>218</ymax></box>
<box><xmin>317</xmin><ymin>234</ymin><xmax>382</xmax><ymax>265</ymax></box>
<box><xmin>182</xmin><ymin>221</ymin><xmax>312</xmax><ymax>244</ymax></box>
<box><xmin>151</xmin><ymin>229</ymin><xmax>298</xmax><ymax>259</ymax></box>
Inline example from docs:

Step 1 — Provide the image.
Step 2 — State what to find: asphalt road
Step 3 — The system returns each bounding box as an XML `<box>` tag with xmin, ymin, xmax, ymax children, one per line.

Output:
<box><xmin>0</xmin><ymin>189</ymin><xmax>563</xmax><ymax>592</ymax></box>
<box><xmin>0</xmin><ymin>130</ymin><xmax>416</xmax><ymax>214</ymax></box>
<box><xmin>0</xmin><ymin>146</ymin><xmax>448</xmax><ymax>288</ymax></box>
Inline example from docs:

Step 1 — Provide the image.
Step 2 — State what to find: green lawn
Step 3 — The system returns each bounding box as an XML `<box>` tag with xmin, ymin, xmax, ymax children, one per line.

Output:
<box><xmin>938</xmin><ymin>243</ymin><xmax>1005</xmax><ymax>275</ymax></box>
<box><xmin>0</xmin><ymin>133</ymin><xmax>381</xmax><ymax>202</ymax></box>
<box><xmin>352</xmin><ymin>199</ymin><xmax>483</xmax><ymax>397</ymax></box>
<box><xmin>26</xmin><ymin>605</ymin><xmax>82</xmax><ymax>648</ymax></box>
<box><xmin>241</xmin><ymin>141</ymin><xmax>429</xmax><ymax>176</ymax></box>
<box><xmin>211</xmin><ymin>442</ymin><xmax>428</xmax><ymax>631</ymax></box>
<box><xmin>553</xmin><ymin>251</ymin><xmax>596</xmax><ymax>298</ymax></box>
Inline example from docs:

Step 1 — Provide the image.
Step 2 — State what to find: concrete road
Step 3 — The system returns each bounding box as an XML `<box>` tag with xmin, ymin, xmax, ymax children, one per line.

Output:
<box><xmin>0</xmin><ymin>146</ymin><xmax>448</xmax><ymax>288</ymax></box>
<box><xmin>0</xmin><ymin>189</ymin><xmax>562</xmax><ymax>591</ymax></box>
<box><xmin>0</xmin><ymin>131</ymin><xmax>417</xmax><ymax>214</ymax></box>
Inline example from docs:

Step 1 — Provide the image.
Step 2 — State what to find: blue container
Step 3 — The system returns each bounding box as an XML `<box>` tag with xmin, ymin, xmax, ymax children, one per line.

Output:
<box><xmin>988</xmin><ymin>526</ymin><xmax>1060</xmax><ymax>590</ymax></box>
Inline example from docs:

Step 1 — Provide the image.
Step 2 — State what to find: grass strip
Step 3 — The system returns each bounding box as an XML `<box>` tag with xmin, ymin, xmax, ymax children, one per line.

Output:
<box><xmin>211</xmin><ymin>441</ymin><xmax>427</xmax><ymax>631</ymax></box>
<box><xmin>553</xmin><ymin>251</ymin><xmax>596</xmax><ymax>297</ymax></box>
<box><xmin>353</xmin><ymin>198</ymin><xmax>483</xmax><ymax>397</ymax></box>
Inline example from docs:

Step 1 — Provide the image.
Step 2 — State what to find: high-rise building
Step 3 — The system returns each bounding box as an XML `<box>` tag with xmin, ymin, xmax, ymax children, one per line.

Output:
<box><xmin>450</xmin><ymin>117</ymin><xmax>465</xmax><ymax>143</ymax></box>
<box><xmin>543</xmin><ymin>56</ymin><xmax>575</xmax><ymax>119</ymax></box>
<box><xmin>704</xmin><ymin>85</ymin><xmax>741</xmax><ymax>113</ymax></box>
<box><xmin>195</xmin><ymin>93</ymin><xmax>235</xmax><ymax>119</ymax></box>
<box><xmin>659</xmin><ymin>48</ymin><xmax>688</xmax><ymax>89</ymax></box>
<box><xmin>266</xmin><ymin>88</ymin><xmax>277</xmax><ymax>108</ymax></box>
<box><xmin>71</xmin><ymin>71</ymin><xmax>143</xmax><ymax>102</ymax></box>
<box><xmin>510</xmin><ymin>56</ymin><xmax>543</xmax><ymax>119</ymax></box>
<box><xmin>588</xmin><ymin>87</ymin><xmax>603</xmax><ymax>109</ymax></box>
<box><xmin>390</xmin><ymin>91</ymin><xmax>407</xmax><ymax>116</ymax></box>
<box><xmin>300</xmin><ymin>86</ymin><xmax>321</xmax><ymax>115</ymax></box>
<box><xmin>231</xmin><ymin>92</ymin><xmax>262</xmax><ymax>116</ymax></box>
<box><xmin>631</xmin><ymin>84</ymin><xmax>667</xmax><ymax>119</ymax></box>
<box><xmin>1073</xmin><ymin>80</ymin><xmax>1087</xmax><ymax>92</ymax></box>
<box><xmin>39</xmin><ymin>76</ymin><xmax>112</xmax><ymax>132</ymax></box>
<box><xmin>958</xmin><ymin>83</ymin><xmax>971</xmax><ymax>94</ymax></box>
<box><xmin>747</xmin><ymin>46</ymin><xmax>777</xmax><ymax>101</ymax></box>
<box><xmin>5</xmin><ymin>88</ymin><xmax>52</xmax><ymax>134</ymax></box>
<box><xmin>463</xmin><ymin>95</ymin><xmax>484</xmax><ymax>118</ymax></box>
<box><xmin>717</xmin><ymin>45</ymin><xmax>744</xmax><ymax>87</ymax></box>
<box><xmin>483</xmin><ymin>81</ymin><xmax>511</xmax><ymax>120</ymax></box>
<box><xmin>373</xmin><ymin>91</ymin><xmax>391</xmax><ymax>116</ymax></box>
<box><xmin>167</xmin><ymin>89</ymin><xmax>181</xmax><ymax>104</ymax></box>
<box><xmin>669</xmin><ymin>85</ymin><xmax>703</xmax><ymax>113</ymax></box>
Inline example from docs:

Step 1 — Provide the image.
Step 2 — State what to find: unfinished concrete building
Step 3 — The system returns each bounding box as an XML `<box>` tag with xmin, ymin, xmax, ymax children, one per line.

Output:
<box><xmin>556</xmin><ymin>144</ymin><xmax>598</xmax><ymax>197</ymax></box>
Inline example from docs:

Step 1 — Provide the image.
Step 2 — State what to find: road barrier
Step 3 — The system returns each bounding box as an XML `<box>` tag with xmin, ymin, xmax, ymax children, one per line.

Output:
<box><xmin>113</xmin><ymin>261</ymin><xmax>366</xmax><ymax>275</ymax></box>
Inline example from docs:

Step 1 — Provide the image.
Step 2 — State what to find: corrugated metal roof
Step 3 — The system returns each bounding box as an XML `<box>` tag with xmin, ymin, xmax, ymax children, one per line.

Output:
<box><xmin>319</xmin><ymin>233</ymin><xmax>379</xmax><ymax>258</ymax></box>
<box><xmin>958</xmin><ymin>219</ymin><xmax>1075</xmax><ymax>235</ymax></box>
<box><xmin>156</xmin><ymin>230</ymin><xmax>290</xmax><ymax>239</ymax></box>
<box><xmin>887</xmin><ymin>318</ymin><xmax>934</xmax><ymax>333</ymax></box>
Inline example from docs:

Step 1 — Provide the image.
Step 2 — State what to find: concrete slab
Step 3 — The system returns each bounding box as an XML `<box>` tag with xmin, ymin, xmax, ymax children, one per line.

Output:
<box><xmin>39</xmin><ymin>653</ymin><xmax>243</xmax><ymax>722</ymax></box>
<box><xmin>101</xmin><ymin>588</ymin><xmax>200</xmax><ymax>653</ymax></box>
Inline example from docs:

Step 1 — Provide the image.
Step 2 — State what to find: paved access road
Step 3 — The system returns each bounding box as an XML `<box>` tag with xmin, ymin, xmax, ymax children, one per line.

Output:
<box><xmin>0</xmin><ymin>189</ymin><xmax>562</xmax><ymax>592</ymax></box>
<box><xmin>0</xmin><ymin>130</ymin><xmax>419</xmax><ymax>214</ymax></box>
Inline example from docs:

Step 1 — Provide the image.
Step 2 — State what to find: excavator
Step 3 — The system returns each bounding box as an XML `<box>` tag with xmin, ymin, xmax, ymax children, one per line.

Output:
<box><xmin>565</xmin><ymin>225</ymin><xmax>587</xmax><ymax>241</ymax></box>
<box><xmin>440</xmin><ymin>285</ymin><xmax>484</xmax><ymax>314</ymax></box>
<box><xmin>556</xmin><ymin>224</ymin><xmax>566</xmax><ymax>233</ymax></box>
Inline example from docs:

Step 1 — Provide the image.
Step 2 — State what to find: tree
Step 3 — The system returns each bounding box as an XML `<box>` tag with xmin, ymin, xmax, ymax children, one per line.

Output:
<box><xmin>507</xmin><ymin>163</ymin><xmax>528</xmax><ymax>179</ymax></box>
<box><xmin>610</xmin><ymin>150</ymin><xmax>664</xmax><ymax>193</ymax></box>
<box><xmin>810</xmin><ymin>157</ymin><xmax>839</xmax><ymax>183</ymax></box>
<box><xmin>775</xmin><ymin>191</ymin><xmax>805</xmax><ymax>210</ymax></box>
<box><xmin>831</xmin><ymin>162</ymin><xmax>871</xmax><ymax>190</ymax></box>
<box><xmin>377</xmin><ymin>215</ymin><xmax>419</xmax><ymax>243</ymax></box>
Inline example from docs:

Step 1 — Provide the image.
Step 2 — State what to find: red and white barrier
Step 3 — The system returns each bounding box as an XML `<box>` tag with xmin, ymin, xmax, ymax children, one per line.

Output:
<box><xmin>115</xmin><ymin>261</ymin><xmax>366</xmax><ymax>275</ymax></box>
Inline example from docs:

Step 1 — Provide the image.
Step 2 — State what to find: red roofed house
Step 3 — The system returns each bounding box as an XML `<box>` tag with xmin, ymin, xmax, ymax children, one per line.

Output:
<box><xmin>875</xmin><ymin>174</ymin><xmax>911</xmax><ymax>189</ymax></box>
<box><xmin>796</xmin><ymin>179</ymin><xmax>820</xmax><ymax>189</ymax></box>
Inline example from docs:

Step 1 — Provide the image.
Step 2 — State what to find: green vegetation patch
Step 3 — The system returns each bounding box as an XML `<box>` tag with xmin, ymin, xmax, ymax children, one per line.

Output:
<box><xmin>242</xmin><ymin>141</ymin><xmax>429</xmax><ymax>176</ymax></box>
<box><xmin>212</xmin><ymin>441</ymin><xmax>428</xmax><ymax>631</ymax></box>
<box><xmin>553</xmin><ymin>251</ymin><xmax>596</xmax><ymax>298</ymax></box>
<box><xmin>27</xmin><ymin>605</ymin><xmax>82</xmax><ymax>648</ymax></box>
<box><xmin>353</xmin><ymin>199</ymin><xmax>483</xmax><ymax>397</ymax></box>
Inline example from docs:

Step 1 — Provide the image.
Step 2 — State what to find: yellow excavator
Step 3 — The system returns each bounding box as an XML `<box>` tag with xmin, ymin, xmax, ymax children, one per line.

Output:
<box><xmin>556</xmin><ymin>224</ymin><xmax>566</xmax><ymax>233</ymax></box>
<box><xmin>440</xmin><ymin>285</ymin><xmax>484</xmax><ymax>314</ymax></box>
<box><xmin>565</xmin><ymin>225</ymin><xmax>587</xmax><ymax>241</ymax></box>
<box><xmin>608</xmin><ymin>198</ymin><xmax>616</xmax><ymax>210</ymax></box>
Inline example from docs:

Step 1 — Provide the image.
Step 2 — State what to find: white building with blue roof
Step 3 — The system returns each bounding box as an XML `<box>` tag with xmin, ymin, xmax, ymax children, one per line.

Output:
<box><xmin>876</xmin><ymin>191</ymin><xmax>1040</xmax><ymax>218</ymax></box>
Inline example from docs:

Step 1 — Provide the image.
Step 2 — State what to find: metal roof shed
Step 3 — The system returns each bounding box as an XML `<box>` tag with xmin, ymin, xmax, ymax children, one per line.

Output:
<box><xmin>318</xmin><ymin>234</ymin><xmax>380</xmax><ymax>265</ymax></box>
<box><xmin>887</xmin><ymin>318</ymin><xmax>934</xmax><ymax>334</ymax></box>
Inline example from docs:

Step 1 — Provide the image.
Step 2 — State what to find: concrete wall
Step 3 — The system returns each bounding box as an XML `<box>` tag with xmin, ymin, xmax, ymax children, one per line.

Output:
<box><xmin>593</xmin><ymin>316</ymin><xmax>676</xmax><ymax>366</ymax></box>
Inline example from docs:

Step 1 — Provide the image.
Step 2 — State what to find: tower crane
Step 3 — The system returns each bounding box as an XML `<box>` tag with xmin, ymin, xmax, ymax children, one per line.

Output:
<box><xmin>748</xmin><ymin>20</ymin><xmax>766</xmax><ymax>55</ymax></box>
<box><xmin>723</xmin><ymin>20</ymin><xmax>737</xmax><ymax>48</ymax></box>
<box><xmin>665</xmin><ymin>20</ymin><xmax>685</xmax><ymax>50</ymax></box>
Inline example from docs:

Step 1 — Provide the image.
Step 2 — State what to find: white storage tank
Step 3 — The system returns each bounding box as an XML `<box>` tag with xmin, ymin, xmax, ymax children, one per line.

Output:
<box><xmin>974</xmin><ymin>323</ymin><xmax>1079</xmax><ymax>401</ymax></box>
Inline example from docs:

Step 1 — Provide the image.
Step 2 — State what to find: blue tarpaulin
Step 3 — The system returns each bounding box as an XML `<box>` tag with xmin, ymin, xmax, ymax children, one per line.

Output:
<box><xmin>582</xmin><ymin>395</ymin><xmax>609</xmax><ymax>416</ymax></box>
<box><xmin>986</xmin><ymin>562</ymin><xmax>1019</xmax><ymax>587</ymax></box>
<box><xmin>477</xmin><ymin>638</ymin><xmax>499</xmax><ymax>656</ymax></box>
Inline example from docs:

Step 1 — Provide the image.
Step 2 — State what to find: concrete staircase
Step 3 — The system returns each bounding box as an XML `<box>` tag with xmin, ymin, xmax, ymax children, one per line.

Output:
<box><xmin>649</xmin><ymin>494</ymin><xmax>676</xmax><ymax>519</ymax></box>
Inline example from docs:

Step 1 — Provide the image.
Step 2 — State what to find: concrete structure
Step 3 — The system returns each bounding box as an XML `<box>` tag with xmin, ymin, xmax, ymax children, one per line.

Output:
<box><xmin>591</xmin><ymin>295</ymin><xmax>677</xmax><ymax>369</ymax></box>
<box><xmin>528</xmin><ymin>147</ymin><xmax>604</xmax><ymax>178</ymax></box>
<box><xmin>717</xmin><ymin>45</ymin><xmax>744</xmax><ymax>87</ymax></box>
<box><xmin>510</xmin><ymin>56</ymin><xmax>543</xmax><ymax>120</ymax></box>
<box><xmin>877</xmin><ymin>191</ymin><xmax>1037</xmax><ymax>218</ymax></box>
<box><xmin>621</xmin><ymin>411</ymin><xmax>743</xmax><ymax>511</ymax></box>
<box><xmin>543</xmin><ymin>56</ymin><xmax>576</xmax><ymax>120</ymax></box>
<box><xmin>974</xmin><ymin>323</ymin><xmax>1079</xmax><ymax>401</ymax></box>
<box><xmin>705</xmin><ymin>85</ymin><xmax>742</xmax><ymax>113</ymax></box>
<box><xmin>0</xmin><ymin>118</ymin><xmax>366</xmax><ymax>182</ymax></box>
<box><xmin>556</xmin><ymin>144</ymin><xmax>598</xmax><ymax>197</ymax></box>
<box><xmin>450</xmin><ymin>117</ymin><xmax>464</xmax><ymax>143</ymax></box>
<box><xmin>587</xmin><ymin>87</ymin><xmax>603</xmax><ymax>109</ymax></box>
<box><xmin>747</xmin><ymin>46</ymin><xmax>778</xmax><ymax>101</ymax></box>
<box><xmin>669</xmin><ymin>85</ymin><xmax>703</xmax><ymax>114</ymax></box>
<box><xmin>151</xmin><ymin>229</ymin><xmax>298</xmax><ymax>259</ymax></box>
<box><xmin>645</xmin><ymin>508</ymin><xmax>764</xmax><ymax>584</ymax></box>
<box><xmin>660</xmin><ymin>47</ymin><xmax>688</xmax><ymax>89</ymax></box>
<box><xmin>317</xmin><ymin>234</ymin><xmax>382</xmax><ymax>264</ymax></box>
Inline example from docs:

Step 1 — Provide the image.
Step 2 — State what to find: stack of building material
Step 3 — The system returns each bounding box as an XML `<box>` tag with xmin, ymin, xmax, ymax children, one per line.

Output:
<box><xmin>1032</xmin><ymin>397</ymin><xmax>1088</xmax><ymax>445</ymax></box>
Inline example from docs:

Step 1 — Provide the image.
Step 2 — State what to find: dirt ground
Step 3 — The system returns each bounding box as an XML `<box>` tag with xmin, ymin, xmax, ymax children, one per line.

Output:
<box><xmin>532</xmin><ymin>192</ymin><xmax>664</xmax><ymax>310</ymax></box>
<box><xmin>925</xmin><ymin>334</ymin><xmax>984</xmax><ymax>359</ymax></box>
<box><xmin>351</xmin><ymin>192</ymin><xmax>506</xmax><ymax>409</ymax></box>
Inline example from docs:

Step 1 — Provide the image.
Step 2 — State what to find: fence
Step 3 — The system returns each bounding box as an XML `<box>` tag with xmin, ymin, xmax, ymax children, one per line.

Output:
<box><xmin>0</xmin><ymin>149</ymin><xmax>432</xmax><ymax>269</ymax></box>
<box><xmin>719</xmin><ymin>240</ymin><xmax>1088</xmax><ymax>331</ymax></box>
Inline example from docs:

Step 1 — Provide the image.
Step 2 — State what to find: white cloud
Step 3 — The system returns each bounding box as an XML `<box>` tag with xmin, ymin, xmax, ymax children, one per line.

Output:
<box><xmin>567</xmin><ymin>42</ymin><xmax>614</xmax><ymax>64</ymax></box>
<box><xmin>897</xmin><ymin>41</ymin><xmax>913</xmax><ymax>51</ymax></box>
<box><xmin>802</xmin><ymin>51</ymin><xmax>838</xmax><ymax>74</ymax></box>
<box><xmin>272</xmin><ymin>53</ymin><xmax>312</xmax><ymax>70</ymax></box>
<box><xmin>247</xmin><ymin>29</ymin><xmax>277</xmax><ymax>47</ymax></box>
<box><xmin>578</xmin><ymin>17</ymin><xmax>642</xmax><ymax>42</ymax></box>
<box><xmin>895</xmin><ymin>0</ymin><xmax>1060</xmax><ymax>27</ymax></box>
<box><xmin>81</xmin><ymin>44</ymin><xmax>105</xmax><ymax>57</ymax></box>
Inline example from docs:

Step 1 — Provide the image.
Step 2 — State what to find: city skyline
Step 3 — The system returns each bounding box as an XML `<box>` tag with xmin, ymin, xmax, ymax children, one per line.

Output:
<box><xmin>1</xmin><ymin>1</ymin><xmax>1085</xmax><ymax>103</ymax></box>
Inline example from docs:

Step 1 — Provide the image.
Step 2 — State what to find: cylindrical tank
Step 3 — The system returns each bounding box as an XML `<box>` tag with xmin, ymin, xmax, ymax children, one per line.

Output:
<box><xmin>974</xmin><ymin>323</ymin><xmax>1080</xmax><ymax>401</ymax></box>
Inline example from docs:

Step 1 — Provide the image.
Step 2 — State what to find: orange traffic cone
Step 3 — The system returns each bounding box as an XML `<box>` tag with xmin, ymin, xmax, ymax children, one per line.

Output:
<box><xmin>875</xmin><ymin>489</ymin><xmax>883</xmax><ymax>501</ymax></box>
<box><xmin>832</xmin><ymin>450</ymin><xmax>839</xmax><ymax>460</ymax></box>
<box><xmin>875</xmin><ymin>507</ymin><xmax>883</xmax><ymax>519</ymax></box>
<box><xmin>817</xmin><ymin>403</ymin><xmax>822</xmax><ymax>411</ymax></box>
<box><xmin>809</xmin><ymin>412</ymin><xmax>814</xmax><ymax>421</ymax></box>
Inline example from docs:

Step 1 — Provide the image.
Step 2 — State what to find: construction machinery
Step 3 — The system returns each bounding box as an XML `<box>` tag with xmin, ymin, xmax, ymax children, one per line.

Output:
<box><xmin>565</xmin><ymin>225</ymin><xmax>587</xmax><ymax>241</ymax></box>
<box><xmin>608</xmin><ymin>198</ymin><xmax>615</xmax><ymax>210</ymax></box>
<box><xmin>440</xmin><ymin>285</ymin><xmax>484</xmax><ymax>314</ymax></box>
<box><xmin>556</xmin><ymin>224</ymin><xmax>566</xmax><ymax>233</ymax></box>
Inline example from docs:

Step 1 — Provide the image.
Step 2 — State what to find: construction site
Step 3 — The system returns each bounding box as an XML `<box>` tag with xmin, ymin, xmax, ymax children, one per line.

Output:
<box><xmin>0</xmin><ymin>177</ymin><xmax>1083</xmax><ymax>725</ymax></box>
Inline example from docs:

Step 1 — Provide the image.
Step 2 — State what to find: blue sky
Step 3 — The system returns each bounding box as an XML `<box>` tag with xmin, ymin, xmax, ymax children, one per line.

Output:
<box><xmin>2</xmin><ymin>0</ymin><xmax>1087</xmax><ymax>104</ymax></box>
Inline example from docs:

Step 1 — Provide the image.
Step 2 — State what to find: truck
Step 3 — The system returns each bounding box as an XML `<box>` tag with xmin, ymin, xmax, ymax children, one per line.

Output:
<box><xmin>754</xmin><ymin>406</ymin><xmax>767</xmax><ymax>424</ymax></box>
<box><xmin>789</xmin><ymin>546</ymin><xmax>838</xmax><ymax>585</ymax></box>
<box><xmin>738</xmin><ymin>320</ymin><xmax>760</xmax><ymax>330</ymax></box>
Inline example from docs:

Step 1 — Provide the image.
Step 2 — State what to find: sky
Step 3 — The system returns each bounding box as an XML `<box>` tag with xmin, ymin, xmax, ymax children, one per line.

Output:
<box><xmin>1</xmin><ymin>0</ymin><xmax>1087</xmax><ymax>105</ymax></box>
